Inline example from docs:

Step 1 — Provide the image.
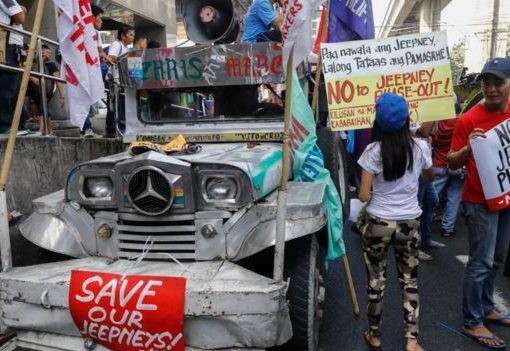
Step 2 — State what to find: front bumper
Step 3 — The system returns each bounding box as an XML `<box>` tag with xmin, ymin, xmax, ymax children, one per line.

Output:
<box><xmin>0</xmin><ymin>258</ymin><xmax>291</xmax><ymax>350</ymax></box>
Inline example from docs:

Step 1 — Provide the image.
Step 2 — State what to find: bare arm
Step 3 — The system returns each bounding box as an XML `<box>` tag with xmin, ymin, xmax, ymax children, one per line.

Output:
<box><xmin>53</xmin><ymin>71</ymin><xmax>66</xmax><ymax>106</ymax></box>
<box><xmin>358</xmin><ymin>169</ymin><xmax>374</xmax><ymax>203</ymax></box>
<box><xmin>416</xmin><ymin>121</ymin><xmax>434</xmax><ymax>138</ymax></box>
<box><xmin>447</xmin><ymin>128</ymin><xmax>486</xmax><ymax>170</ymax></box>
<box><xmin>98</xmin><ymin>47</ymin><xmax>107</xmax><ymax>62</ymax></box>
<box><xmin>272</xmin><ymin>10</ymin><xmax>283</xmax><ymax>29</ymax></box>
<box><xmin>107</xmin><ymin>55</ymin><xmax>118</xmax><ymax>64</ymax></box>
<box><xmin>11</xmin><ymin>10</ymin><xmax>25</xmax><ymax>25</ymax></box>
<box><xmin>421</xmin><ymin>167</ymin><xmax>434</xmax><ymax>182</ymax></box>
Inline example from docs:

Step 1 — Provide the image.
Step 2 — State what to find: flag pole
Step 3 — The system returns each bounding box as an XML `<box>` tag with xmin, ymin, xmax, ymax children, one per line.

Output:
<box><xmin>0</xmin><ymin>0</ymin><xmax>46</xmax><ymax>272</ymax></box>
<box><xmin>273</xmin><ymin>47</ymin><xmax>294</xmax><ymax>283</ymax></box>
<box><xmin>311</xmin><ymin>0</ymin><xmax>330</xmax><ymax>119</ymax></box>
<box><xmin>311</xmin><ymin>0</ymin><xmax>360</xmax><ymax>317</ymax></box>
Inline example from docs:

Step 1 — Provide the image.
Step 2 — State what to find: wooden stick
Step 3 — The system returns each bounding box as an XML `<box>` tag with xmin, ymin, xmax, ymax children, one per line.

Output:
<box><xmin>273</xmin><ymin>47</ymin><xmax>294</xmax><ymax>282</ymax></box>
<box><xmin>343</xmin><ymin>255</ymin><xmax>360</xmax><ymax>316</ymax></box>
<box><xmin>0</xmin><ymin>0</ymin><xmax>46</xmax><ymax>190</ymax></box>
<box><xmin>309</xmin><ymin>1</ymin><xmax>360</xmax><ymax>316</ymax></box>
<box><xmin>311</xmin><ymin>0</ymin><xmax>331</xmax><ymax>119</ymax></box>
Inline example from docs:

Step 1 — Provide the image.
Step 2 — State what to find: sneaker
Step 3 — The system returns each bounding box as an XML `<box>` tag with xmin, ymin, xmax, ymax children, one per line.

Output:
<box><xmin>419</xmin><ymin>250</ymin><xmax>433</xmax><ymax>261</ymax></box>
<box><xmin>428</xmin><ymin>240</ymin><xmax>446</xmax><ymax>248</ymax></box>
<box><xmin>441</xmin><ymin>229</ymin><xmax>453</xmax><ymax>237</ymax></box>
<box><xmin>83</xmin><ymin>128</ymin><xmax>95</xmax><ymax>138</ymax></box>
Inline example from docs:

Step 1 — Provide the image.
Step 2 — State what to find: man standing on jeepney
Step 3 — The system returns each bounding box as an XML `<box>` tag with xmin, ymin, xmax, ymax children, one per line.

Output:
<box><xmin>448</xmin><ymin>57</ymin><xmax>510</xmax><ymax>350</ymax></box>
<box><xmin>242</xmin><ymin>0</ymin><xmax>283</xmax><ymax>43</ymax></box>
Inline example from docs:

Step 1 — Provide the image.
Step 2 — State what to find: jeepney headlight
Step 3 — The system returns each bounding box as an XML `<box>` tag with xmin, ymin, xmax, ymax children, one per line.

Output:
<box><xmin>66</xmin><ymin>165</ymin><xmax>117</xmax><ymax>209</ymax></box>
<box><xmin>84</xmin><ymin>177</ymin><xmax>114</xmax><ymax>198</ymax></box>
<box><xmin>205</xmin><ymin>177</ymin><xmax>238</xmax><ymax>200</ymax></box>
<box><xmin>196</xmin><ymin>167</ymin><xmax>252</xmax><ymax>209</ymax></box>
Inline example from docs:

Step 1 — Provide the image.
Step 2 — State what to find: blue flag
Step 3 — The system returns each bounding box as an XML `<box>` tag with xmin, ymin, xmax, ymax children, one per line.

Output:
<box><xmin>328</xmin><ymin>0</ymin><xmax>375</xmax><ymax>156</ymax></box>
<box><xmin>328</xmin><ymin>0</ymin><xmax>375</xmax><ymax>42</ymax></box>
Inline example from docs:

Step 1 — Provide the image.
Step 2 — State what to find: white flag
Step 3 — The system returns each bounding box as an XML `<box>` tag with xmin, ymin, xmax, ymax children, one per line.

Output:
<box><xmin>52</xmin><ymin>0</ymin><xmax>104</xmax><ymax>129</ymax></box>
<box><xmin>281</xmin><ymin>0</ymin><xmax>320</xmax><ymax>72</ymax></box>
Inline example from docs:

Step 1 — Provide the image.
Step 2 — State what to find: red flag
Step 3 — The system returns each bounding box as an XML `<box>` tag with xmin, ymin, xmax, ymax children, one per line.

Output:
<box><xmin>313</xmin><ymin>7</ymin><xmax>328</xmax><ymax>55</ymax></box>
<box><xmin>52</xmin><ymin>0</ymin><xmax>104</xmax><ymax>129</ymax></box>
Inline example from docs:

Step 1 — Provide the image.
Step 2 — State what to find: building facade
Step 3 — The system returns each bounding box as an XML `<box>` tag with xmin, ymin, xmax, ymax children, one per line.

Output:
<box><xmin>20</xmin><ymin>0</ymin><xmax>177</xmax><ymax>48</ymax></box>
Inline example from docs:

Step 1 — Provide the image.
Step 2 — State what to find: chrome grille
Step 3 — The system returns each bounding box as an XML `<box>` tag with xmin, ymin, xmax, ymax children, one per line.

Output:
<box><xmin>117</xmin><ymin>213</ymin><xmax>196</xmax><ymax>261</ymax></box>
<box><xmin>128</xmin><ymin>166</ymin><xmax>174</xmax><ymax>216</ymax></box>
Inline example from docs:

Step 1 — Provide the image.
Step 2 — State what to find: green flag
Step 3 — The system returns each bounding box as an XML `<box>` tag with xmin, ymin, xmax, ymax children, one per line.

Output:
<box><xmin>289</xmin><ymin>72</ymin><xmax>345</xmax><ymax>262</ymax></box>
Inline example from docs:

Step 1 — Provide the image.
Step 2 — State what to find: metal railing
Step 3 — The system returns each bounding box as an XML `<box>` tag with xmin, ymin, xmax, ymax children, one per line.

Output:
<box><xmin>0</xmin><ymin>22</ymin><xmax>65</xmax><ymax>135</ymax></box>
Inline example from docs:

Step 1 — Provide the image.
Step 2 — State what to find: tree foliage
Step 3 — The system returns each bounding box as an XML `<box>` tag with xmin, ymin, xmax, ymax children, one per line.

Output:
<box><xmin>450</xmin><ymin>40</ymin><xmax>467</xmax><ymax>84</ymax></box>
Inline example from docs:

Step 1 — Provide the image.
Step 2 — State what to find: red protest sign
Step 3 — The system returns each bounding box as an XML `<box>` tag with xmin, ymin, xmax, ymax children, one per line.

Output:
<box><xmin>69</xmin><ymin>270</ymin><xmax>186</xmax><ymax>351</ymax></box>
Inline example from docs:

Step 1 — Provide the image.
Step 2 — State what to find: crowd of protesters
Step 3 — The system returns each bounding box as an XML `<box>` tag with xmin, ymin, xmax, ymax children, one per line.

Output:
<box><xmin>0</xmin><ymin>1</ymin><xmax>146</xmax><ymax>139</ymax></box>
<box><xmin>356</xmin><ymin>58</ymin><xmax>510</xmax><ymax>351</ymax></box>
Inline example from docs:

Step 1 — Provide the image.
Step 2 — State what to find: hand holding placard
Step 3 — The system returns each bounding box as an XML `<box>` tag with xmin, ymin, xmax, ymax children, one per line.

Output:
<box><xmin>471</xmin><ymin>118</ymin><xmax>510</xmax><ymax>210</ymax></box>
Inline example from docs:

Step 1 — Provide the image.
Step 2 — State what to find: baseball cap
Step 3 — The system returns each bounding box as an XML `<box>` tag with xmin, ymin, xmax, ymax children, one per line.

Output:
<box><xmin>476</xmin><ymin>57</ymin><xmax>510</xmax><ymax>81</ymax></box>
<box><xmin>375</xmin><ymin>93</ymin><xmax>409</xmax><ymax>133</ymax></box>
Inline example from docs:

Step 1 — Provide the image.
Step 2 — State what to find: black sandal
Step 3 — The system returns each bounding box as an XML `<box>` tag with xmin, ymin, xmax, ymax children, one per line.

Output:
<box><xmin>363</xmin><ymin>331</ymin><xmax>382</xmax><ymax>351</ymax></box>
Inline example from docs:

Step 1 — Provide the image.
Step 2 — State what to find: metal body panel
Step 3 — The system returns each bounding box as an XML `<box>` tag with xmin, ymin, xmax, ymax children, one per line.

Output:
<box><xmin>20</xmin><ymin>182</ymin><xmax>326</xmax><ymax>262</ymax></box>
<box><xmin>226</xmin><ymin>182</ymin><xmax>327</xmax><ymax>260</ymax></box>
<box><xmin>0</xmin><ymin>258</ymin><xmax>291</xmax><ymax>349</ymax></box>
<box><xmin>0</xmin><ymin>332</ymin><xmax>265</xmax><ymax>351</ymax></box>
<box><xmin>19</xmin><ymin>191</ymin><xmax>95</xmax><ymax>258</ymax></box>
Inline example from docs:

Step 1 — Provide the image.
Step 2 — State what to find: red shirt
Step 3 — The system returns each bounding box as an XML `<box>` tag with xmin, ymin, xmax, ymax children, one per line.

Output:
<box><xmin>451</xmin><ymin>101</ymin><xmax>510</xmax><ymax>204</ymax></box>
<box><xmin>432</xmin><ymin>118</ymin><xmax>457</xmax><ymax>168</ymax></box>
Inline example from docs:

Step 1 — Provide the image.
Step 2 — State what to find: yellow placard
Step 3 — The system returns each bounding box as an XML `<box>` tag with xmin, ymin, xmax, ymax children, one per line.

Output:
<box><xmin>321</xmin><ymin>31</ymin><xmax>456</xmax><ymax>131</ymax></box>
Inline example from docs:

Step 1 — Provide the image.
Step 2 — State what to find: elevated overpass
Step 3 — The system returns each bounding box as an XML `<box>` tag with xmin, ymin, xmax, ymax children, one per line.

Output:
<box><xmin>378</xmin><ymin>0</ymin><xmax>452</xmax><ymax>38</ymax></box>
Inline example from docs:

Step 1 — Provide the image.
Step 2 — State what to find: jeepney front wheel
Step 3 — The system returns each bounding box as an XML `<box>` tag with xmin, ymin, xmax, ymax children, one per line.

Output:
<box><xmin>283</xmin><ymin>234</ymin><xmax>325</xmax><ymax>351</ymax></box>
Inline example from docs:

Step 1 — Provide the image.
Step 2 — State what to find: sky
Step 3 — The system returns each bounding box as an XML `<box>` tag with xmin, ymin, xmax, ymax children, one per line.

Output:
<box><xmin>372</xmin><ymin>0</ymin><xmax>391</xmax><ymax>36</ymax></box>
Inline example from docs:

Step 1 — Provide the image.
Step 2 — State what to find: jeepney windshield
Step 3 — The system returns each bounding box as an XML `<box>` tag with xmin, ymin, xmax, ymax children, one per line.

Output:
<box><xmin>137</xmin><ymin>86</ymin><xmax>284</xmax><ymax>123</ymax></box>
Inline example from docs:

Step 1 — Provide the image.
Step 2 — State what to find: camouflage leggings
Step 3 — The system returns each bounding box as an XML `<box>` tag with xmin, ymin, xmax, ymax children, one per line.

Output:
<box><xmin>361</xmin><ymin>215</ymin><xmax>420</xmax><ymax>339</ymax></box>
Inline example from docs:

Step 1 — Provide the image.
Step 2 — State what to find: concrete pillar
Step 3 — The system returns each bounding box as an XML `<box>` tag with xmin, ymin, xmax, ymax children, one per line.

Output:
<box><xmin>419</xmin><ymin>0</ymin><xmax>441</xmax><ymax>33</ymax></box>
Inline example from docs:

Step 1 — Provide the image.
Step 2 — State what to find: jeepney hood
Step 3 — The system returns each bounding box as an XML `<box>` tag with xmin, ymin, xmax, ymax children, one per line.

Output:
<box><xmin>81</xmin><ymin>142</ymin><xmax>285</xmax><ymax>200</ymax></box>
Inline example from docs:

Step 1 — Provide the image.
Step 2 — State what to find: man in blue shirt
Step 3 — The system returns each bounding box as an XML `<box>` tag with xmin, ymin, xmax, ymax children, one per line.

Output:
<box><xmin>242</xmin><ymin>0</ymin><xmax>283</xmax><ymax>43</ymax></box>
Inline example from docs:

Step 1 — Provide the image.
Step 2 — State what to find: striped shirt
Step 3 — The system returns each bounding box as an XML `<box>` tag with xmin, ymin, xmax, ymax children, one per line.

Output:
<box><xmin>0</xmin><ymin>0</ymin><xmax>22</xmax><ymax>25</ymax></box>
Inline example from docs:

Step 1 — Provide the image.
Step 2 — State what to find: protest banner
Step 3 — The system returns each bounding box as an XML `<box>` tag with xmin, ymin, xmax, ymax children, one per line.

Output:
<box><xmin>321</xmin><ymin>31</ymin><xmax>455</xmax><ymax>131</ymax></box>
<box><xmin>471</xmin><ymin>118</ymin><xmax>510</xmax><ymax>211</ymax></box>
<box><xmin>69</xmin><ymin>270</ymin><xmax>186</xmax><ymax>351</ymax></box>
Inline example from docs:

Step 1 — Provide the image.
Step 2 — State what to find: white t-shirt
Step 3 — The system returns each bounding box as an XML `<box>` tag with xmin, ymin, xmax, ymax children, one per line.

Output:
<box><xmin>358</xmin><ymin>138</ymin><xmax>432</xmax><ymax>220</ymax></box>
<box><xmin>9</xmin><ymin>22</ymin><xmax>22</xmax><ymax>45</ymax></box>
<box><xmin>108</xmin><ymin>40</ymin><xmax>129</xmax><ymax>80</ymax></box>
<box><xmin>109</xmin><ymin>40</ymin><xmax>129</xmax><ymax>58</ymax></box>
<box><xmin>0</xmin><ymin>0</ymin><xmax>22</xmax><ymax>25</ymax></box>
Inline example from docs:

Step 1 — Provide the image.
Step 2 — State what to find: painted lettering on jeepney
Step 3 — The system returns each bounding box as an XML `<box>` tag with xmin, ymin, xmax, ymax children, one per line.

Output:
<box><xmin>226</xmin><ymin>53</ymin><xmax>283</xmax><ymax>78</ymax></box>
<box><xmin>141</xmin><ymin>58</ymin><xmax>203</xmax><ymax>81</ymax></box>
<box><xmin>203</xmin><ymin>46</ymin><xmax>223</xmax><ymax>85</ymax></box>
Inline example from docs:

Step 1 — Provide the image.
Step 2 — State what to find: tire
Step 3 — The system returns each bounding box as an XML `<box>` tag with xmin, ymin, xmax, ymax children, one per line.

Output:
<box><xmin>316</xmin><ymin>126</ymin><xmax>351</xmax><ymax>221</ymax></box>
<box><xmin>283</xmin><ymin>235</ymin><xmax>325</xmax><ymax>351</ymax></box>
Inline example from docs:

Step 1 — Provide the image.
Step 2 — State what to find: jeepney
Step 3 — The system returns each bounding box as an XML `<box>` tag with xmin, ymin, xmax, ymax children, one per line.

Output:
<box><xmin>0</xmin><ymin>11</ymin><xmax>350</xmax><ymax>351</ymax></box>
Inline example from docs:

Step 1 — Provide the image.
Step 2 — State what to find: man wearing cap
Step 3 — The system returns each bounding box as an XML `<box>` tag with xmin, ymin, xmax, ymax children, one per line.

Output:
<box><xmin>449</xmin><ymin>57</ymin><xmax>510</xmax><ymax>349</ymax></box>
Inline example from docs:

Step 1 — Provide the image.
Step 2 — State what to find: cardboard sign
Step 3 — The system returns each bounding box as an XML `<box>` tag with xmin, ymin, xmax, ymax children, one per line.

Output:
<box><xmin>321</xmin><ymin>31</ymin><xmax>455</xmax><ymax>131</ymax></box>
<box><xmin>471</xmin><ymin>118</ymin><xmax>510</xmax><ymax>211</ymax></box>
<box><xmin>69</xmin><ymin>270</ymin><xmax>186</xmax><ymax>351</ymax></box>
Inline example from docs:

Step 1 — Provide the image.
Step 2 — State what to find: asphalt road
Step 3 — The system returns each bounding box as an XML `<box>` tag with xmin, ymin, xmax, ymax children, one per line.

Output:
<box><xmin>319</xmin><ymin>205</ymin><xmax>510</xmax><ymax>351</ymax></box>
